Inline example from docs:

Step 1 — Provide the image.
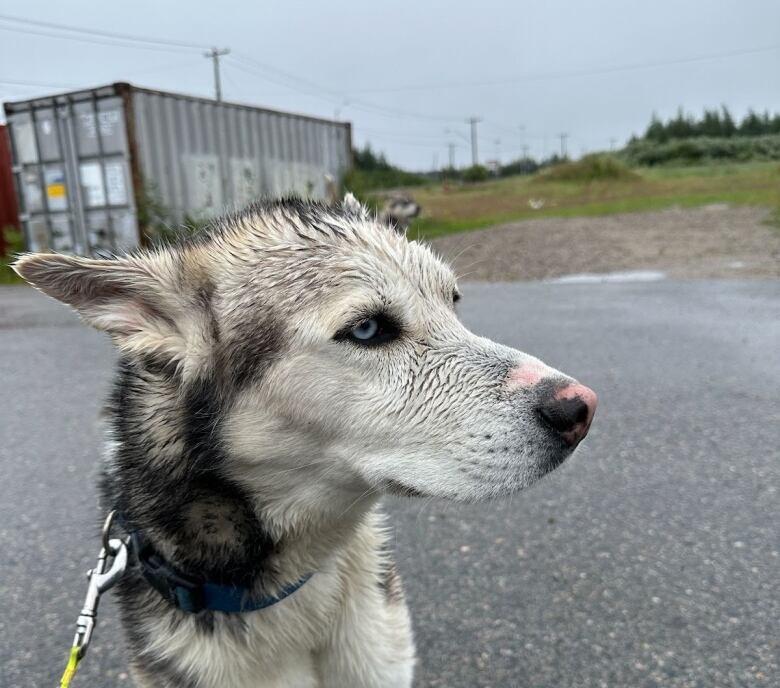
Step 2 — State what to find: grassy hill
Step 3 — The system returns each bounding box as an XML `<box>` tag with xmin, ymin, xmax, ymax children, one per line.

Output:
<box><xmin>406</xmin><ymin>161</ymin><xmax>780</xmax><ymax>240</ymax></box>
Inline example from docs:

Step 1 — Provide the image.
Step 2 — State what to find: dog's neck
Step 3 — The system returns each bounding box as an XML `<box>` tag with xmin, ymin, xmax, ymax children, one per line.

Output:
<box><xmin>104</xmin><ymin>358</ymin><xmax>376</xmax><ymax>592</ymax></box>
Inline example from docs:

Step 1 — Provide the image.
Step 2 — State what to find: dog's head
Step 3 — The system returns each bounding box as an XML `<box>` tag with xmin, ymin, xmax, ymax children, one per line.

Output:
<box><xmin>14</xmin><ymin>197</ymin><xmax>595</xmax><ymax>512</ymax></box>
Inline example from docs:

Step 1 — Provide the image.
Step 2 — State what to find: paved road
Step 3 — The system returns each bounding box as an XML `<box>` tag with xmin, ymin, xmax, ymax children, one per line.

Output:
<box><xmin>1</xmin><ymin>280</ymin><xmax>778</xmax><ymax>688</ymax></box>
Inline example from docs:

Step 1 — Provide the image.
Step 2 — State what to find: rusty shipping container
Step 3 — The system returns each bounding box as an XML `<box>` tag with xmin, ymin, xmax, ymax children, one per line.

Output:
<box><xmin>0</xmin><ymin>124</ymin><xmax>21</xmax><ymax>256</ymax></box>
<box><xmin>3</xmin><ymin>82</ymin><xmax>352</xmax><ymax>255</ymax></box>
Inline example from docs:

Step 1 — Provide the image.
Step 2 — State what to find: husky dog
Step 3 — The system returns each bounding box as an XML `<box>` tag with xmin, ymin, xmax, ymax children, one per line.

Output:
<box><xmin>15</xmin><ymin>196</ymin><xmax>596</xmax><ymax>688</ymax></box>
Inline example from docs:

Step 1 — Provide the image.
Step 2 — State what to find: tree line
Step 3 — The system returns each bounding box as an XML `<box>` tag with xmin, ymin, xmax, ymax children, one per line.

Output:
<box><xmin>637</xmin><ymin>107</ymin><xmax>780</xmax><ymax>143</ymax></box>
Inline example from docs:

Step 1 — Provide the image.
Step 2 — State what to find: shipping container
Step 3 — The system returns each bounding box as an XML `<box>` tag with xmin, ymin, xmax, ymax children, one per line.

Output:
<box><xmin>3</xmin><ymin>82</ymin><xmax>352</xmax><ymax>255</ymax></box>
<box><xmin>0</xmin><ymin>124</ymin><xmax>20</xmax><ymax>256</ymax></box>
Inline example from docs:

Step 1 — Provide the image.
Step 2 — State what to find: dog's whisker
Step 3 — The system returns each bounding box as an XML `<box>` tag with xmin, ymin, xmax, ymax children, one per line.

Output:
<box><xmin>337</xmin><ymin>485</ymin><xmax>383</xmax><ymax>519</ymax></box>
<box><xmin>413</xmin><ymin>493</ymin><xmax>439</xmax><ymax>531</ymax></box>
<box><xmin>255</xmin><ymin>458</ymin><xmax>333</xmax><ymax>480</ymax></box>
<box><xmin>448</xmin><ymin>242</ymin><xmax>485</xmax><ymax>267</ymax></box>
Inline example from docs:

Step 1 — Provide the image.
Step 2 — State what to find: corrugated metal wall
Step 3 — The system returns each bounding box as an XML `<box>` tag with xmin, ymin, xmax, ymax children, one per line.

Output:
<box><xmin>3</xmin><ymin>83</ymin><xmax>352</xmax><ymax>255</ymax></box>
<box><xmin>131</xmin><ymin>87</ymin><xmax>351</xmax><ymax>223</ymax></box>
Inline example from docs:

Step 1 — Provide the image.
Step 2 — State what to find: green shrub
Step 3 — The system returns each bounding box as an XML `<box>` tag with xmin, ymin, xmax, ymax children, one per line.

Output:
<box><xmin>136</xmin><ymin>180</ymin><xmax>214</xmax><ymax>246</ymax></box>
<box><xmin>343</xmin><ymin>167</ymin><xmax>426</xmax><ymax>198</ymax></box>
<box><xmin>499</xmin><ymin>157</ymin><xmax>539</xmax><ymax>177</ymax></box>
<box><xmin>343</xmin><ymin>143</ymin><xmax>427</xmax><ymax>198</ymax></box>
<box><xmin>462</xmin><ymin>165</ymin><xmax>490</xmax><ymax>183</ymax></box>
<box><xmin>352</xmin><ymin>144</ymin><xmax>394</xmax><ymax>172</ymax></box>
<box><xmin>534</xmin><ymin>154</ymin><xmax>640</xmax><ymax>182</ymax></box>
<box><xmin>1</xmin><ymin>226</ymin><xmax>25</xmax><ymax>285</ymax></box>
<box><xmin>622</xmin><ymin>134</ymin><xmax>780</xmax><ymax>166</ymax></box>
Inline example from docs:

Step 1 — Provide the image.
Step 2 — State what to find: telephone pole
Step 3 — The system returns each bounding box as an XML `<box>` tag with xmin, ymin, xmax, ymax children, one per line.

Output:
<box><xmin>558</xmin><ymin>132</ymin><xmax>568</xmax><ymax>158</ymax></box>
<box><xmin>447</xmin><ymin>142</ymin><xmax>456</xmax><ymax>169</ymax></box>
<box><xmin>466</xmin><ymin>117</ymin><xmax>481</xmax><ymax>166</ymax></box>
<box><xmin>204</xmin><ymin>47</ymin><xmax>230</xmax><ymax>102</ymax></box>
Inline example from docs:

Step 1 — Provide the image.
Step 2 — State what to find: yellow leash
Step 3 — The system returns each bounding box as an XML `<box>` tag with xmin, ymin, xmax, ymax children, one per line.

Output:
<box><xmin>59</xmin><ymin>647</ymin><xmax>82</xmax><ymax>688</ymax></box>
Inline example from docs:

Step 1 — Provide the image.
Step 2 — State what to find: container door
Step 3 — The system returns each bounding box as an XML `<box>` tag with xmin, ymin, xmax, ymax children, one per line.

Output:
<box><xmin>7</xmin><ymin>94</ymin><xmax>138</xmax><ymax>256</ymax></box>
<box><xmin>7</xmin><ymin>107</ymin><xmax>81</xmax><ymax>253</ymax></box>
<box><xmin>69</xmin><ymin>97</ymin><xmax>137</xmax><ymax>255</ymax></box>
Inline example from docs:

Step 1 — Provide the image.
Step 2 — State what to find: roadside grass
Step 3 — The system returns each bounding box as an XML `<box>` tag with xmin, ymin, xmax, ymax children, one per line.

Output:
<box><xmin>0</xmin><ymin>226</ymin><xmax>24</xmax><ymax>285</ymax></box>
<box><xmin>406</xmin><ymin>161</ymin><xmax>780</xmax><ymax>240</ymax></box>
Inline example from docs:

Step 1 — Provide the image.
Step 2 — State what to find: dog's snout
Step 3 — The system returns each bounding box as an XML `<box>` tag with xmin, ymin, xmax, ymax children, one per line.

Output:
<box><xmin>536</xmin><ymin>383</ymin><xmax>597</xmax><ymax>447</ymax></box>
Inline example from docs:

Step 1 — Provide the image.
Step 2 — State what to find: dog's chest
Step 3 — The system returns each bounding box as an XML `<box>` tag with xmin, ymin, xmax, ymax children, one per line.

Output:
<box><xmin>133</xmin><ymin>573</ymin><xmax>343</xmax><ymax>688</ymax></box>
<box><xmin>182</xmin><ymin>639</ymin><xmax>321</xmax><ymax>688</ymax></box>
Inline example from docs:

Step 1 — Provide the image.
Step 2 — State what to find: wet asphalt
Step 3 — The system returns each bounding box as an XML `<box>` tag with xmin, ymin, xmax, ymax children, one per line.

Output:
<box><xmin>1</xmin><ymin>280</ymin><xmax>778</xmax><ymax>688</ymax></box>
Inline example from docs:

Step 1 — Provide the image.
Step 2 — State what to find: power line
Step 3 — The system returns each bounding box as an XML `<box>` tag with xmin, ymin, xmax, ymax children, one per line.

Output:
<box><xmin>0</xmin><ymin>21</ymin><xmax>202</xmax><ymax>54</ymax></box>
<box><xmin>0</xmin><ymin>13</ymin><xmax>208</xmax><ymax>50</ymax></box>
<box><xmin>357</xmin><ymin>138</ymin><xmax>453</xmax><ymax>150</ymax></box>
<box><xmin>228</xmin><ymin>54</ymin><xmax>460</xmax><ymax>123</ymax></box>
<box><xmin>347</xmin><ymin>44</ymin><xmax>780</xmax><ymax>94</ymax></box>
<box><xmin>0</xmin><ymin>14</ymin><xmax>464</xmax><ymax>124</ymax></box>
<box><xmin>231</xmin><ymin>53</ymin><xmax>461</xmax><ymax>123</ymax></box>
<box><xmin>228</xmin><ymin>54</ymin><xmax>343</xmax><ymax>103</ymax></box>
<box><xmin>355</xmin><ymin>127</ymin><xmax>461</xmax><ymax>144</ymax></box>
<box><xmin>0</xmin><ymin>58</ymin><xmax>206</xmax><ymax>93</ymax></box>
<box><xmin>0</xmin><ymin>77</ymin><xmax>81</xmax><ymax>89</ymax></box>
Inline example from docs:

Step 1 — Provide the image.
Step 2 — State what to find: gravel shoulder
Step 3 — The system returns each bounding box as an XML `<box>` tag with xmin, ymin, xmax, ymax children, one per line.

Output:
<box><xmin>429</xmin><ymin>205</ymin><xmax>780</xmax><ymax>281</ymax></box>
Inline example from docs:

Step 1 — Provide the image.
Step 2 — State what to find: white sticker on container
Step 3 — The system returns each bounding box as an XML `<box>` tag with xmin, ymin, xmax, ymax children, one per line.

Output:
<box><xmin>98</xmin><ymin>110</ymin><xmax>120</xmax><ymax>137</ymax></box>
<box><xmin>44</xmin><ymin>167</ymin><xmax>68</xmax><ymax>211</ymax></box>
<box><xmin>105</xmin><ymin>161</ymin><xmax>128</xmax><ymax>206</ymax></box>
<box><xmin>80</xmin><ymin>162</ymin><xmax>106</xmax><ymax>207</ymax></box>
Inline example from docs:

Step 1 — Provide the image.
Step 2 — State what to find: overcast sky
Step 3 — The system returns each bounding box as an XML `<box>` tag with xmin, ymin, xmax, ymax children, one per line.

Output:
<box><xmin>1</xmin><ymin>1</ymin><xmax>779</xmax><ymax>170</ymax></box>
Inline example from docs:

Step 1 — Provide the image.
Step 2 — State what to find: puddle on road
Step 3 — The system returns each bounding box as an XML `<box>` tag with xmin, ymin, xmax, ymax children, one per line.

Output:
<box><xmin>546</xmin><ymin>270</ymin><xmax>667</xmax><ymax>284</ymax></box>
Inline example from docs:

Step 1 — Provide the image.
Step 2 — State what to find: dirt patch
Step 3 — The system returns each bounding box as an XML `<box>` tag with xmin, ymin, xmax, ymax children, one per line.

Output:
<box><xmin>428</xmin><ymin>206</ymin><xmax>780</xmax><ymax>281</ymax></box>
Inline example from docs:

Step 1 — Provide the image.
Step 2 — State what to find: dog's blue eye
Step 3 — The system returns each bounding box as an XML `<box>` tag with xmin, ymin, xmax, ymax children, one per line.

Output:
<box><xmin>337</xmin><ymin>314</ymin><xmax>400</xmax><ymax>346</ymax></box>
<box><xmin>351</xmin><ymin>319</ymin><xmax>379</xmax><ymax>340</ymax></box>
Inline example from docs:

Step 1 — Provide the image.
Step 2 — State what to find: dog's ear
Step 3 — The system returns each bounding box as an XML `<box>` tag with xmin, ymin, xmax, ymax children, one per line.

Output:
<box><xmin>341</xmin><ymin>192</ymin><xmax>369</xmax><ymax>219</ymax></box>
<box><xmin>13</xmin><ymin>252</ymin><xmax>206</xmax><ymax>364</ymax></box>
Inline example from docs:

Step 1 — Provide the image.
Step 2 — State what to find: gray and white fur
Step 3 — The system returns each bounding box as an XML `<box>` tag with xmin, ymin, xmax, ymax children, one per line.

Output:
<box><xmin>14</xmin><ymin>195</ymin><xmax>597</xmax><ymax>688</ymax></box>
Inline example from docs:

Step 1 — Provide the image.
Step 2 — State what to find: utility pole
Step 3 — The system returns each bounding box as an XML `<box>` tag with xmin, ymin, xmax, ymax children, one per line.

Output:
<box><xmin>204</xmin><ymin>47</ymin><xmax>230</xmax><ymax>102</ymax></box>
<box><xmin>466</xmin><ymin>117</ymin><xmax>481</xmax><ymax>166</ymax></box>
<box><xmin>521</xmin><ymin>144</ymin><xmax>530</xmax><ymax>159</ymax></box>
<box><xmin>447</xmin><ymin>142</ymin><xmax>456</xmax><ymax>169</ymax></box>
<box><xmin>609</xmin><ymin>137</ymin><xmax>617</xmax><ymax>152</ymax></box>
<box><xmin>558</xmin><ymin>132</ymin><xmax>568</xmax><ymax>158</ymax></box>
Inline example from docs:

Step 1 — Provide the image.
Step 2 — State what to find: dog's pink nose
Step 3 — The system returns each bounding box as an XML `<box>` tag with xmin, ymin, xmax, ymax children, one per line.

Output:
<box><xmin>537</xmin><ymin>383</ymin><xmax>598</xmax><ymax>447</ymax></box>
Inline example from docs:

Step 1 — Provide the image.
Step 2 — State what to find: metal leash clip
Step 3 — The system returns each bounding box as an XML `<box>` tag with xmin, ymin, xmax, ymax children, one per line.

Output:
<box><xmin>71</xmin><ymin>511</ymin><xmax>129</xmax><ymax>660</ymax></box>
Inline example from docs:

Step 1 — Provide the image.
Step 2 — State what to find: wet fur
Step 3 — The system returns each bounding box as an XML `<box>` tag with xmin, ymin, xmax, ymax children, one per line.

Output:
<box><xmin>15</xmin><ymin>197</ymin><xmax>584</xmax><ymax>687</ymax></box>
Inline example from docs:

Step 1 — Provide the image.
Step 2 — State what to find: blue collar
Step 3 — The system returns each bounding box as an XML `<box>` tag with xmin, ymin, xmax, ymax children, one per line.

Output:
<box><xmin>129</xmin><ymin>531</ymin><xmax>312</xmax><ymax>614</ymax></box>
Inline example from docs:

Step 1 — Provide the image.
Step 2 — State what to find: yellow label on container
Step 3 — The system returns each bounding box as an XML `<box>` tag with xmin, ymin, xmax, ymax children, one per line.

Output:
<box><xmin>47</xmin><ymin>183</ymin><xmax>66</xmax><ymax>198</ymax></box>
